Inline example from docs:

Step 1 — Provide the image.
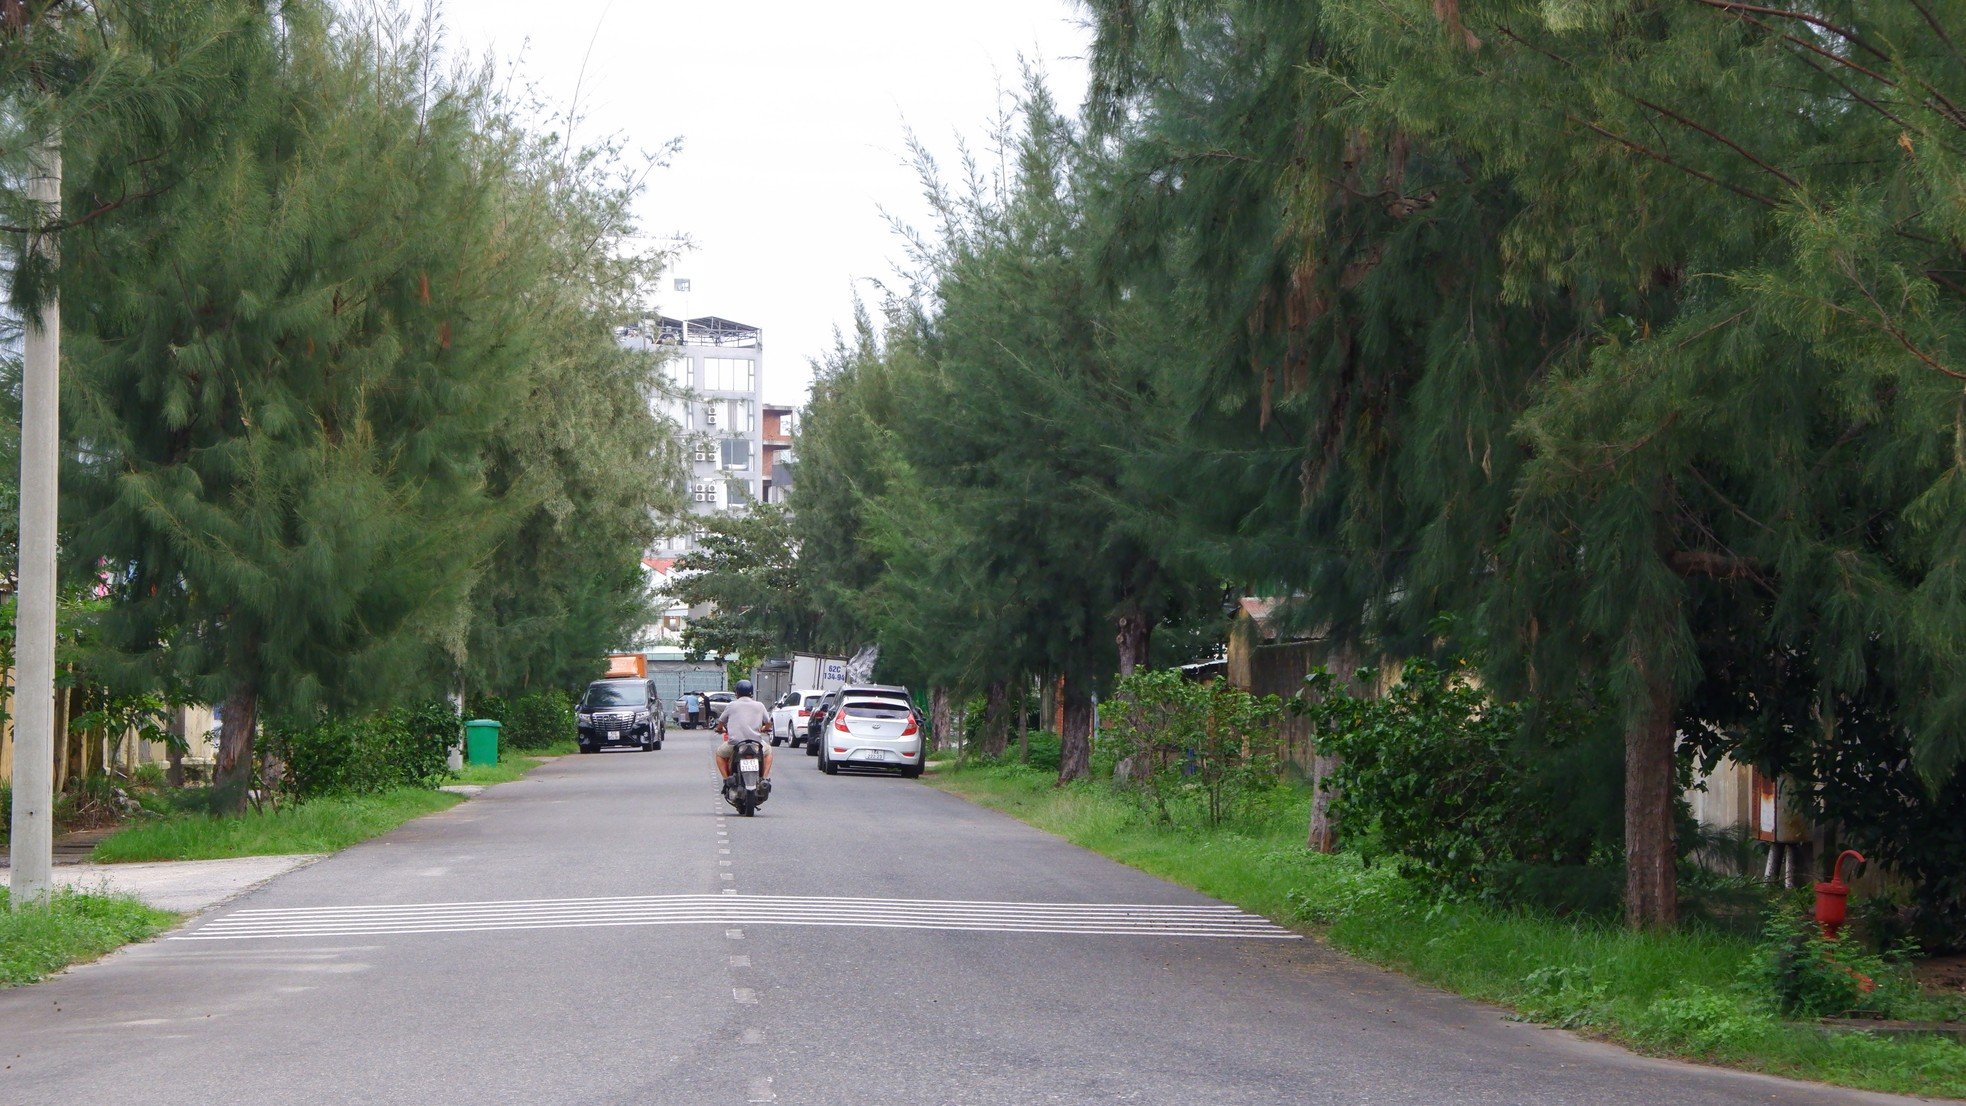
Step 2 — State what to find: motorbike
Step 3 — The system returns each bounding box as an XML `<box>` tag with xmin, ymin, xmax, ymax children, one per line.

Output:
<box><xmin>722</xmin><ymin>736</ymin><xmax>772</xmax><ymax>816</ymax></box>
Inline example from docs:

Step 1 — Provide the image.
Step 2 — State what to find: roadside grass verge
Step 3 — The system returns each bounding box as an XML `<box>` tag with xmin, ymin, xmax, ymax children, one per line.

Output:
<box><xmin>91</xmin><ymin>740</ymin><xmax>575</xmax><ymax>862</ymax></box>
<box><xmin>0</xmin><ymin>888</ymin><xmax>176</xmax><ymax>987</ymax></box>
<box><xmin>451</xmin><ymin>740</ymin><xmax>576</xmax><ymax>786</ymax></box>
<box><xmin>89</xmin><ymin>788</ymin><xmax>463</xmax><ymax>863</ymax></box>
<box><xmin>930</xmin><ymin>759</ymin><xmax>1966</xmax><ymax>1100</ymax></box>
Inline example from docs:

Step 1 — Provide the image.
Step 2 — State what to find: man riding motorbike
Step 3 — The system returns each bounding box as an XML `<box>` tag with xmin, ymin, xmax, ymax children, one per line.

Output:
<box><xmin>713</xmin><ymin>680</ymin><xmax>774</xmax><ymax>783</ymax></box>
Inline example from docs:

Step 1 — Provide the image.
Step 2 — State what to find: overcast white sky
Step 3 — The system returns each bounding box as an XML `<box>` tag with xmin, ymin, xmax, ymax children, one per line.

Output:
<box><xmin>450</xmin><ymin>0</ymin><xmax>1092</xmax><ymax>405</ymax></box>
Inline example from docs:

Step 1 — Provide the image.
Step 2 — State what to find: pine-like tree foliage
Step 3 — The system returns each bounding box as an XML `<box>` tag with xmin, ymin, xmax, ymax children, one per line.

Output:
<box><xmin>1082</xmin><ymin>0</ymin><xmax>1966</xmax><ymax>928</ymax></box>
<box><xmin>43</xmin><ymin>4</ymin><xmax>670</xmax><ymax>806</ymax></box>
<box><xmin>790</xmin><ymin>82</ymin><xmax>1218</xmax><ymax>780</ymax></box>
<box><xmin>454</xmin><ymin>117</ymin><xmax>678</xmax><ymax>696</ymax></box>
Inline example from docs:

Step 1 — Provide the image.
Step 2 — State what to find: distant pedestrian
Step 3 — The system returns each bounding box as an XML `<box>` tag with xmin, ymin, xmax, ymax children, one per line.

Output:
<box><xmin>684</xmin><ymin>691</ymin><xmax>703</xmax><ymax>729</ymax></box>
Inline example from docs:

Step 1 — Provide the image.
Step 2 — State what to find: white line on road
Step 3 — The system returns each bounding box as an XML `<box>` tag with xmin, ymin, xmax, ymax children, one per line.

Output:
<box><xmin>173</xmin><ymin>893</ymin><xmax>1301</xmax><ymax>942</ymax></box>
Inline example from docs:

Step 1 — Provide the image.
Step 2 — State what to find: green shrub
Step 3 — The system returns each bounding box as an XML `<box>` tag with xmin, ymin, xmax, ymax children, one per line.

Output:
<box><xmin>1103</xmin><ymin>670</ymin><xmax>1286</xmax><ymax>828</ymax></box>
<box><xmin>1749</xmin><ymin>902</ymin><xmax>1928</xmax><ymax>1020</ymax></box>
<box><xmin>265</xmin><ymin>702</ymin><xmax>456</xmax><ymax>799</ymax></box>
<box><xmin>466</xmin><ymin>690</ymin><xmax>573</xmax><ymax>751</ymax></box>
<box><xmin>505</xmin><ymin>691</ymin><xmax>574</xmax><ymax>751</ymax></box>
<box><xmin>1301</xmin><ymin>659</ymin><xmax>1612</xmax><ymax>899</ymax></box>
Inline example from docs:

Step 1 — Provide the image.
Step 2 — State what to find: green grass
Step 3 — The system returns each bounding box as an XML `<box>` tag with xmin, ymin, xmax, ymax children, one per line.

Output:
<box><xmin>89</xmin><ymin>788</ymin><xmax>465</xmax><ymax>863</ymax></box>
<box><xmin>0</xmin><ymin>887</ymin><xmax>177</xmax><ymax>987</ymax></box>
<box><xmin>450</xmin><ymin>741</ymin><xmax>575</xmax><ymax>785</ymax></box>
<box><xmin>930</xmin><ymin>759</ymin><xmax>1966</xmax><ymax>1100</ymax></box>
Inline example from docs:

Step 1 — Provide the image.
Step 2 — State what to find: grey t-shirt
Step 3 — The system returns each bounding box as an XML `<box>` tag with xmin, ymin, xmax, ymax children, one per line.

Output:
<box><xmin>719</xmin><ymin>696</ymin><xmax>770</xmax><ymax>741</ymax></box>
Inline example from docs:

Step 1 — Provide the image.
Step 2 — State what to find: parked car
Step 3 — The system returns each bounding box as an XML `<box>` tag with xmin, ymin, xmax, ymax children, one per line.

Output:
<box><xmin>576</xmin><ymin>679</ymin><xmax>664</xmax><ymax>754</ymax></box>
<box><xmin>804</xmin><ymin>690</ymin><xmax>838</xmax><ymax>755</ymax></box>
<box><xmin>770</xmin><ymin>688</ymin><xmax>827</xmax><ymax>747</ymax></box>
<box><xmin>816</xmin><ymin>684</ymin><xmax>923</xmax><ymax>778</ymax></box>
<box><xmin>670</xmin><ymin>689</ymin><xmax>736</xmax><ymax>729</ymax></box>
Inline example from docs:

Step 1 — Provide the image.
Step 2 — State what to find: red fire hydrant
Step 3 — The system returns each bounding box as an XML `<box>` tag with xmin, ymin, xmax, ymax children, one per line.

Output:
<box><xmin>1814</xmin><ymin>849</ymin><xmax>1866</xmax><ymax>940</ymax></box>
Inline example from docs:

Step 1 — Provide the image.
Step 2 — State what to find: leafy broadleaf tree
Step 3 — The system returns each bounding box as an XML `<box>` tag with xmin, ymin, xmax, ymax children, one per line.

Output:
<box><xmin>670</xmin><ymin>504</ymin><xmax>820</xmax><ymax>662</ymax></box>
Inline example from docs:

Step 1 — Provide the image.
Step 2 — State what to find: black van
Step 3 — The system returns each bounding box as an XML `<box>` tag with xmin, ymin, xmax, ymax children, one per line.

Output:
<box><xmin>576</xmin><ymin>679</ymin><xmax>664</xmax><ymax>754</ymax></box>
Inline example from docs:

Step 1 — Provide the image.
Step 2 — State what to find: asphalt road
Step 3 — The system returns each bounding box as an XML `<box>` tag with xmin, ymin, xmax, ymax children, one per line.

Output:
<box><xmin>0</xmin><ymin>729</ymin><xmax>1930</xmax><ymax>1105</ymax></box>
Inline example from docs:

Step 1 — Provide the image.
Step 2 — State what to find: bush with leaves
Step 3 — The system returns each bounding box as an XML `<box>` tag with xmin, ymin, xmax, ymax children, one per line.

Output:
<box><xmin>1749</xmin><ymin>902</ymin><xmax>1928</xmax><ymax>1021</ymax></box>
<box><xmin>1302</xmin><ymin>660</ymin><xmax>1610</xmax><ymax>899</ymax></box>
<box><xmin>468</xmin><ymin>691</ymin><xmax>573</xmax><ymax>751</ymax></box>
<box><xmin>1104</xmin><ymin>670</ymin><xmax>1286</xmax><ymax>828</ymax></box>
<box><xmin>506</xmin><ymin>691</ymin><xmax>574</xmax><ymax>751</ymax></box>
<box><xmin>265</xmin><ymin>702</ymin><xmax>457</xmax><ymax>799</ymax></box>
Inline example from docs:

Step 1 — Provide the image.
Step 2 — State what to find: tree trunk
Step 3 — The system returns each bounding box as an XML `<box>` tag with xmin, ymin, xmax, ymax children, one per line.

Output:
<box><xmin>929</xmin><ymin>687</ymin><xmax>952</xmax><ymax>754</ymax></box>
<box><xmin>52</xmin><ymin>685</ymin><xmax>72</xmax><ymax>794</ymax></box>
<box><xmin>1306</xmin><ymin>753</ymin><xmax>1341</xmax><ymax>852</ymax></box>
<box><xmin>980</xmin><ymin>680</ymin><xmax>1011</xmax><ymax>758</ymax></box>
<box><xmin>1625</xmin><ymin>663</ymin><xmax>1679</xmax><ymax>928</ymax></box>
<box><xmin>1057</xmin><ymin>675</ymin><xmax>1094</xmax><ymax>783</ymax></box>
<box><xmin>1115</xmin><ymin>610</ymin><xmax>1151</xmax><ymax>679</ymax></box>
<box><xmin>1113</xmin><ymin>611</ymin><xmax>1154</xmax><ymax>781</ymax></box>
<box><xmin>214</xmin><ymin>684</ymin><xmax>260</xmax><ymax>816</ymax></box>
<box><xmin>1017</xmin><ymin>678</ymin><xmax>1030</xmax><ymax>764</ymax></box>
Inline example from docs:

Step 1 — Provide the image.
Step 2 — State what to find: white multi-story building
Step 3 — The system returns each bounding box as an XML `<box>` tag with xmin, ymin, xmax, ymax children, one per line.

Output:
<box><xmin>619</xmin><ymin>314</ymin><xmax>767</xmax><ymax>560</ymax></box>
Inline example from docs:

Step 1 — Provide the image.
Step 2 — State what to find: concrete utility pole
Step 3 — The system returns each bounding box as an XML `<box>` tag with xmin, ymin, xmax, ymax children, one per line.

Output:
<box><xmin>9</xmin><ymin>136</ymin><xmax>61</xmax><ymax>910</ymax></box>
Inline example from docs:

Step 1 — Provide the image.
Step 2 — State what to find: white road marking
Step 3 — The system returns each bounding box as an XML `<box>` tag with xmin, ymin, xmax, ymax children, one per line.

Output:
<box><xmin>733</xmin><ymin>987</ymin><xmax>758</xmax><ymax>1004</ymax></box>
<box><xmin>729</xmin><ymin>954</ymin><xmax>751</xmax><ymax>967</ymax></box>
<box><xmin>726</xmin><ymin>929</ymin><xmax>744</xmax><ymax>939</ymax></box>
<box><xmin>747</xmin><ymin>1076</ymin><xmax>775</xmax><ymax>1102</ymax></box>
<box><xmin>172</xmin><ymin>893</ymin><xmax>1301</xmax><ymax>942</ymax></box>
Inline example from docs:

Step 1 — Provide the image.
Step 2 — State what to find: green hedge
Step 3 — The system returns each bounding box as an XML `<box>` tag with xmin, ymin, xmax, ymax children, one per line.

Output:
<box><xmin>264</xmin><ymin>702</ymin><xmax>456</xmax><ymax>799</ymax></box>
<box><xmin>467</xmin><ymin>690</ymin><xmax>574</xmax><ymax>751</ymax></box>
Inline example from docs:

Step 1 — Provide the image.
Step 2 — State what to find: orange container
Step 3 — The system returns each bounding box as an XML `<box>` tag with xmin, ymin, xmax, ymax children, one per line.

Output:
<box><xmin>604</xmin><ymin>653</ymin><xmax>647</xmax><ymax>679</ymax></box>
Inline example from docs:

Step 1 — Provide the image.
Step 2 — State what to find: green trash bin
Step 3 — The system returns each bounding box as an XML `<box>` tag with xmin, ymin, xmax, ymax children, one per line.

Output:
<box><xmin>464</xmin><ymin>719</ymin><xmax>502</xmax><ymax>766</ymax></box>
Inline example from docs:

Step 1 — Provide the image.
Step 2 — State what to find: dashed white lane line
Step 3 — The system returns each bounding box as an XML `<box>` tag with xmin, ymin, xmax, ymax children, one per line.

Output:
<box><xmin>747</xmin><ymin>1076</ymin><xmax>775</xmax><ymax>1103</ymax></box>
<box><xmin>173</xmin><ymin>894</ymin><xmax>1301</xmax><ymax>941</ymax></box>
<box><xmin>729</xmin><ymin>954</ymin><xmax>751</xmax><ymax>967</ymax></box>
<box><xmin>732</xmin><ymin>987</ymin><xmax>758</xmax><ymax>1004</ymax></box>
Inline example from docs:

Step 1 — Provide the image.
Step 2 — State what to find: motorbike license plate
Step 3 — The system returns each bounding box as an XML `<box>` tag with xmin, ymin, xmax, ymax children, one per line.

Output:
<box><xmin>739</xmin><ymin>758</ymin><xmax>761</xmax><ymax>772</ymax></box>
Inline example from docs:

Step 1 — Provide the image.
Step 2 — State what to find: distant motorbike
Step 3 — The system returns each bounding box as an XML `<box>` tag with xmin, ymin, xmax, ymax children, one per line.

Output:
<box><xmin>722</xmin><ymin>736</ymin><xmax>771</xmax><ymax>816</ymax></box>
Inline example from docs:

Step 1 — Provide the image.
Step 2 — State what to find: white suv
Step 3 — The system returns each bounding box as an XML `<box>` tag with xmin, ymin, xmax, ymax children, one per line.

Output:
<box><xmin>769</xmin><ymin>688</ymin><xmax>826</xmax><ymax>747</ymax></box>
<box><xmin>817</xmin><ymin>684</ymin><xmax>923</xmax><ymax>778</ymax></box>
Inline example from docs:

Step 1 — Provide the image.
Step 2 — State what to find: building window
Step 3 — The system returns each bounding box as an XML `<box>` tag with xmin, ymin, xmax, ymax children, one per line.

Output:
<box><xmin>727</xmin><ymin>400</ymin><xmax>755</xmax><ymax>432</ymax></box>
<box><xmin>704</xmin><ymin>357</ymin><xmax>755</xmax><ymax>393</ymax></box>
<box><xmin>726</xmin><ymin>478</ymin><xmax>752</xmax><ymax>505</ymax></box>
<box><xmin>720</xmin><ymin>437</ymin><xmax>752</xmax><ymax>470</ymax></box>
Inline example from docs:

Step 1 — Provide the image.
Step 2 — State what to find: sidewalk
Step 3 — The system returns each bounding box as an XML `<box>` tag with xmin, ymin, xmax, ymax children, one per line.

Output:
<box><xmin>0</xmin><ymin>855</ymin><xmax>319</xmax><ymax>913</ymax></box>
<box><xmin>0</xmin><ymin>827</ymin><xmax>116</xmax><ymax>868</ymax></box>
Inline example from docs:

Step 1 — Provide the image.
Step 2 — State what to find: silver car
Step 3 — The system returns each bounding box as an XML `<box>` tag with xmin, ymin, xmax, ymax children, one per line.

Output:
<box><xmin>817</xmin><ymin>685</ymin><xmax>923</xmax><ymax>778</ymax></box>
